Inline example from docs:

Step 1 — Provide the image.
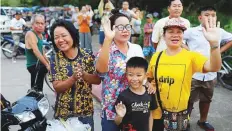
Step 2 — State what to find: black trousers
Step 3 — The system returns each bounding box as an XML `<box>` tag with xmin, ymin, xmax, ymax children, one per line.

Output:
<box><xmin>153</xmin><ymin>119</ymin><xmax>164</xmax><ymax>131</ymax></box>
<box><xmin>27</xmin><ymin>64</ymin><xmax>48</xmax><ymax>91</ymax></box>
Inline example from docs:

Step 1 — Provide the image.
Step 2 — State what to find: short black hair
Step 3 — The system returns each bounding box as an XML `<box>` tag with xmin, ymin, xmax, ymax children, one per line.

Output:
<box><xmin>168</xmin><ymin>0</ymin><xmax>183</xmax><ymax>6</ymax></box>
<box><xmin>126</xmin><ymin>57</ymin><xmax>148</xmax><ymax>72</ymax></box>
<box><xmin>109</xmin><ymin>9</ymin><xmax>129</xmax><ymax>30</ymax></box>
<box><xmin>50</xmin><ymin>20</ymin><xmax>79</xmax><ymax>52</ymax></box>
<box><xmin>197</xmin><ymin>6</ymin><xmax>216</xmax><ymax>15</ymax></box>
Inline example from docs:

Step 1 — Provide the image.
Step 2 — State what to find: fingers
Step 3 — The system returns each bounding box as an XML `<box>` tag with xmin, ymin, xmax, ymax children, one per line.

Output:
<box><xmin>217</xmin><ymin>21</ymin><xmax>220</xmax><ymax>28</ymax></box>
<box><xmin>204</xmin><ymin>17</ymin><xmax>209</xmax><ymax>31</ymax></box>
<box><xmin>209</xmin><ymin>16</ymin><xmax>213</xmax><ymax>28</ymax></box>
<box><xmin>212</xmin><ymin>17</ymin><xmax>216</xmax><ymax>28</ymax></box>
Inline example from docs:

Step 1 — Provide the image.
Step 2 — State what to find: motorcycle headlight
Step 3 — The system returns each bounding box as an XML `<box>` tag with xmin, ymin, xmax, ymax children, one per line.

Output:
<box><xmin>14</xmin><ymin>111</ymin><xmax>36</xmax><ymax>123</ymax></box>
<box><xmin>37</xmin><ymin>97</ymin><xmax>50</xmax><ymax>116</ymax></box>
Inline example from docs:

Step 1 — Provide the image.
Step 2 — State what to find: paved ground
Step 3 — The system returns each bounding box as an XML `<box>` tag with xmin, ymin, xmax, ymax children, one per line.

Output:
<box><xmin>1</xmin><ymin>35</ymin><xmax>232</xmax><ymax>131</ymax></box>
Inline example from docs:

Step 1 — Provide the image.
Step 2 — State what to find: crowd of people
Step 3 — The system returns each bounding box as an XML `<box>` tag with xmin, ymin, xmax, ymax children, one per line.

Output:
<box><xmin>7</xmin><ymin>0</ymin><xmax>232</xmax><ymax>131</ymax></box>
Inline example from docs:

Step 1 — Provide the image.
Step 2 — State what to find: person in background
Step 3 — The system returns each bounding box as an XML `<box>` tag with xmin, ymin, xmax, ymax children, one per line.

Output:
<box><xmin>119</xmin><ymin>0</ymin><xmax>138</xmax><ymax>21</ymax></box>
<box><xmin>25</xmin><ymin>14</ymin><xmax>49</xmax><ymax>92</ymax></box>
<box><xmin>151</xmin><ymin>0</ymin><xmax>190</xmax><ymax>52</ymax></box>
<box><xmin>131</xmin><ymin>9</ymin><xmax>142</xmax><ymax>44</ymax></box>
<box><xmin>114</xmin><ymin>57</ymin><xmax>158</xmax><ymax>131</ymax></box>
<box><xmin>98</xmin><ymin>2</ymin><xmax>114</xmax><ymax>47</ymax></box>
<box><xmin>49</xmin><ymin>20</ymin><xmax>101</xmax><ymax>131</ymax></box>
<box><xmin>71</xmin><ymin>7</ymin><xmax>80</xmax><ymax>34</ymax></box>
<box><xmin>143</xmin><ymin>14</ymin><xmax>155</xmax><ymax>60</ymax></box>
<box><xmin>184</xmin><ymin>6</ymin><xmax>232</xmax><ymax>131</ymax></box>
<box><xmin>10</xmin><ymin>11</ymin><xmax>27</xmax><ymax>63</ymax></box>
<box><xmin>86</xmin><ymin>5</ymin><xmax>94</xmax><ymax>35</ymax></box>
<box><xmin>78</xmin><ymin>6</ymin><xmax>92</xmax><ymax>51</ymax></box>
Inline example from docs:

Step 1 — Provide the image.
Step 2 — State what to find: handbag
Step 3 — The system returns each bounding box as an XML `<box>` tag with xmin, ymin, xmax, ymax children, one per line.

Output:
<box><xmin>154</xmin><ymin>51</ymin><xmax>189</xmax><ymax>131</ymax></box>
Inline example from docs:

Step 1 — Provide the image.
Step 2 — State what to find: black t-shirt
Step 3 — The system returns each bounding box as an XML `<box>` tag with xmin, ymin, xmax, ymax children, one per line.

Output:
<box><xmin>115</xmin><ymin>88</ymin><xmax>158</xmax><ymax>131</ymax></box>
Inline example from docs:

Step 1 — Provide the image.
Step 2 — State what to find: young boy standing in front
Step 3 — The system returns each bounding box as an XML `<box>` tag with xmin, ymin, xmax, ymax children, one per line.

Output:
<box><xmin>114</xmin><ymin>57</ymin><xmax>158</xmax><ymax>131</ymax></box>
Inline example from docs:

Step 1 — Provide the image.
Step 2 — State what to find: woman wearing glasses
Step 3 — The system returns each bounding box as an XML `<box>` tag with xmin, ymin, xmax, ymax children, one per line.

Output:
<box><xmin>95</xmin><ymin>9</ymin><xmax>144</xmax><ymax>131</ymax></box>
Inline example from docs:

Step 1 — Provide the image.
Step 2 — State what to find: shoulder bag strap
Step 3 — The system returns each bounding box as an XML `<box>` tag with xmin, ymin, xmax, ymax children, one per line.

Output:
<box><xmin>155</xmin><ymin>51</ymin><xmax>163</xmax><ymax>110</ymax></box>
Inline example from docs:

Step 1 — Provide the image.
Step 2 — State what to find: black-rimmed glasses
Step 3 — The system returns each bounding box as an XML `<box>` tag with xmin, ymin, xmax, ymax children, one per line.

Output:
<box><xmin>115</xmin><ymin>24</ymin><xmax>132</xmax><ymax>31</ymax></box>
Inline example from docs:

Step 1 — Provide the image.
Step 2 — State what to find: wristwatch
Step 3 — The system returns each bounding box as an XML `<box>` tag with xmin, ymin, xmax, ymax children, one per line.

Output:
<box><xmin>210</xmin><ymin>45</ymin><xmax>219</xmax><ymax>50</ymax></box>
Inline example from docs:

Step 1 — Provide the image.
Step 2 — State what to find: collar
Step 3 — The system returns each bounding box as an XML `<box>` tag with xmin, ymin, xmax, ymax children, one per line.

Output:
<box><xmin>111</xmin><ymin>41</ymin><xmax>132</xmax><ymax>53</ymax></box>
<box><xmin>196</xmin><ymin>25</ymin><xmax>203</xmax><ymax>31</ymax></box>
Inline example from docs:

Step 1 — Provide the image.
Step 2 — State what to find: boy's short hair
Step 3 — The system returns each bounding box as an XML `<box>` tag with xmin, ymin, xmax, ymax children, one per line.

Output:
<box><xmin>126</xmin><ymin>57</ymin><xmax>148</xmax><ymax>72</ymax></box>
<box><xmin>197</xmin><ymin>6</ymin><xmax>216</xmax><ymax>15</ymax></box>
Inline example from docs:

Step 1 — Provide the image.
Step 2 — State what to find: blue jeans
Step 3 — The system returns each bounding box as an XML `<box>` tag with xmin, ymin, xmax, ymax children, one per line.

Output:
<box><xmin>79</xmin><ymin>32</ymin><xmax>92</xmax><ymax>51</ymax></box>
<box><xmin>101</xmin><ymin>111</ymin><xmax>120</xmax><ymax>131</ymax></box>
<box><xmin>78</xmin><ymin>115</ymin><xmax>94</xmax><ymax>131</ymax></box>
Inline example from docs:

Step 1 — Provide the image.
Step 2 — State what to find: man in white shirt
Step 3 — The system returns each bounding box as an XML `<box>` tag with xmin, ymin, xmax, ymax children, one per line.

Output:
<box><xmin>184</xmin><ymin>6</ymin><xmax>232</xmax><ymax>131</ymax></box>
<box><xmin>10</xmin><ymin>11</ymin><xmax>27</xmax><ymax>63</ymax></box>
<box><xmin>151</xmin><ymin>0</ymin><xmax>190</xmax><ymax>52</ymax></box>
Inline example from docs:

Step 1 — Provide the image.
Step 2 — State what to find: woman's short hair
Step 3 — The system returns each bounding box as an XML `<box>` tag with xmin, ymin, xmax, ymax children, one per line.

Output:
<box><xmin>50</xmin><ymin>20</ymin><xmax>79</xmax><ymax>52</ymax></box>
<box><xmin>109</xmin><ymin>9</ymin><xmax>129</xmax><ymax>30</ymax></box>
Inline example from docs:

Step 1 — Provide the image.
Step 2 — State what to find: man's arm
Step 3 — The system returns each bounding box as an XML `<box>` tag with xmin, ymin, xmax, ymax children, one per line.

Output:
<box><xmin>221</xmin><ymin>41</ymin><xmax>232</xmax><ymax>53</ymax></box>
<box><xmin>26</xmin><ymin>31</ymin><xmax>49</xmax><ymax>69</ymax></box>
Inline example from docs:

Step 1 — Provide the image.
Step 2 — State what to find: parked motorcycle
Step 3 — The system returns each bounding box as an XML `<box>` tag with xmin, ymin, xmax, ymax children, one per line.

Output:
<box><xmin>1</xmin><ymin>90</ymin><xmax>50</xmax><ymax>131</ymax></box>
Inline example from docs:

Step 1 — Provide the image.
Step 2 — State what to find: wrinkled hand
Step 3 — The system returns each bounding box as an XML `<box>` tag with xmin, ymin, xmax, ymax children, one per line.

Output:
<box><xmin>147</xmin><ymin>80</ymin><xmax>156</xmax><ymax>94</ymax></box>
<box><xmin>115</xmin><ymin>101</ymin><xmax>126</xmax><ymax>118</ymax></box>
<box><xmin>101</xmin><ymin>15</ymin><xmax>115</xmax><ymax>40</ymax></box>
<box><xmin>202</xmin><ymin>16</ymin><xmax>221</xmax><ymax>45</ymax></box>
<box><xmin>73</xmin><ymin>64</ymin><xmax>85</xmax><ymax>82</ymax></box>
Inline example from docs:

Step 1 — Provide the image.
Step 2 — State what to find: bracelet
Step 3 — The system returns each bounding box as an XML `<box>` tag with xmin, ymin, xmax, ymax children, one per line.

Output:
<box><xmin>211</xmin><ymin>45</ymin><xmax>219</xmax><ymax>50</ymax></box>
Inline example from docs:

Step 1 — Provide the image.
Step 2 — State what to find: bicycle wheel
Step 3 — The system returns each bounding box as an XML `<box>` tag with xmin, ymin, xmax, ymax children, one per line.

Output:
<box><xmin>45</xmin><ymin>73</ymin><xmax>55</xmax><ymax>92</ymax></box>
<box><xmin>217</xmin><ymin>56</ymin><xmax>232</xmax><ymax>90</ymax></box>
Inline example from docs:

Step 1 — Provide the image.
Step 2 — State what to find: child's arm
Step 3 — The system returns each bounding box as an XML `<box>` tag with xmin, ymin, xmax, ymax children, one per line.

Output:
<box><xmin>114</xmin><ymin>101</ymin><xmax>126</xmax><ymax>125</ymax></box>
<box><xmin>149</xmin><ymin>112</ymin><xmax>153</xmax><ymax>131</ymax></box>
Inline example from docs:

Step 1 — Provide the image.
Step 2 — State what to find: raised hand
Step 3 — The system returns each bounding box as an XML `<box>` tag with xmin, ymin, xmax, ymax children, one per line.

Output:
<box><xmin>115</xmin><ymin>101</ymin><xmax>126</xmax><ymax>118</ymax></box>
<box><xmin>202</xmin><ymin>16</ymin><xmax>221</xmax><ymax>46</ymax></box>
<box><xmin>101</xmin><ymin>15</ymin><xmax>115</xmax><ymax>40</ymax></box>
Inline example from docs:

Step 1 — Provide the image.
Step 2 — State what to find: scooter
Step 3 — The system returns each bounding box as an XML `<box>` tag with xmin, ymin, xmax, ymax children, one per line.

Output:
<box><xmin>1</xmin><ymin>90</ymin><xmax>50</xmax><ymax>131</ymax></box>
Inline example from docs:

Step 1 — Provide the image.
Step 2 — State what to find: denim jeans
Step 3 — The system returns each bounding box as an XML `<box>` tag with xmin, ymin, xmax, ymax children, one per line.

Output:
<box><xmin>101</xmin><ymin>111</ymin><xmax>120</xmax><ymax>131</ymax></box>
<box><xmin>78</xmin><ymin>115</ymin><xmax>94</xmax><ymax>131</ymax></box>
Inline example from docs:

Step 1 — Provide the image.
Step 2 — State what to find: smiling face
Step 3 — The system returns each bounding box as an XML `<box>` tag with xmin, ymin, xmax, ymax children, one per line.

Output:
<box><xmin>168</xmin><ymin>0</ymin><xmax>183</xmax><ymax>18</ymax></box>
<box><xmin>54</xmin><ymin>26</ymin><xmax>74</xmax><ymax>52</ymax></box>
<box><xmin>164</xmin><ymin>27</ymin><xmax>184</xmax><ymax>49</ymax></box>
<box><xmin>126</xmin><ymin>67</ymin><xmax>146</xmax><ymax>89</ymax></box>
<box><xmin>114</xmin><ymin>16</ymin><xmax>131</xmax><ymax>43</ymax></box>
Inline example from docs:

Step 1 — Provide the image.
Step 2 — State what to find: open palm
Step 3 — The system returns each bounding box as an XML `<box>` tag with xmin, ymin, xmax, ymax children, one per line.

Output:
<box><xmin>202</xmin><ymin>17</ymin><xmax>221</xmax><ymax>45</ymax></box>
<box><xmin>115</xmin><ymin>101</ymin><xmax>126</xmax><ymax>117</ymax></box>
<box><xmin>101</xmin><ymin>15</ymin><xmax>115</xmax><ymax>40</ymax></box>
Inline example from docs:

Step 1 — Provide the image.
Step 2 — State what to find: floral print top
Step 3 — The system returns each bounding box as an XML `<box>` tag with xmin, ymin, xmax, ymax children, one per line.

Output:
<box><xmin>96</xmin><ymin>42</ymin><xmax>144</xmax><ymax>120</ymax></box>
<box><xmin>49</xmin><ymin>48</ymin><xmax>95</xmax><ymax>119</ymax></box>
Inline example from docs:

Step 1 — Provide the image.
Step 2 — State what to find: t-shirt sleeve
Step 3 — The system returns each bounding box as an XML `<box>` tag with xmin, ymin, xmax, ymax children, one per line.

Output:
<box><xmin>149</xmin><ymin>94</ymin><xmax>158</xmax><ymax>110</ymax></box>
<box><xmin>220</xmin><ymin>29</ymin><xmax>232</xmax><ymax>45</ymax></box>
<box><xmin>147</xmin><ymin>53</ymin><xmax>157</xmax><ymax>79</ymax></box>
<box><xmin>22</xmin><ymin>19</ymin><xmax>26</xmax><ymax>25</ymax></box>
<box><xmin>85</xmin><ymin>50</ymin><xmax>95</xmax><ymax>74</ymax></box>
<box><xmin>191</xmin><ymin>52</ymin><xmax>208</xmax><ymax>74</ymax></box>
<box><xmin>151</xmin><ymin>21</ymin><xmax>161</xmax><ymax>43</ymax></box>
<box><xmin>48</xmin><ymin>55</ymin><xmax>61</xmax><ymax>82</ymax></box>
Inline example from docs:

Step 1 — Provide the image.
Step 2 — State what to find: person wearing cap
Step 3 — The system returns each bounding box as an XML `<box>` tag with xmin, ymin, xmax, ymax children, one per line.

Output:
<box><xmin>147</xmin><ymin>17</ymin><xmax>221</xmax><ymax>131</ymax></box>
<box><xmin>184</xmin><ymin>6</ymin><xmax>232</xmax><ymax>131</ymax></box>
<box><xmin>151</xmin><ymin>0</ymin><xmax>190</xmax><ymax>52</ymax></box>
<box><xmin>143</xmin><ymin>14</ymin><xmax>155</xmax><ymax>60</ymax></box>
<box><xmin>10</xmin><ymin>11</ymin><xmax>27</xmax><ymax>63</ymax></box>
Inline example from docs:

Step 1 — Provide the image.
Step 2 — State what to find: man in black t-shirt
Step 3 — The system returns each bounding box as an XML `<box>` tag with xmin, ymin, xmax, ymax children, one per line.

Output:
<box><xmin>114</xmin><ymin>57</ymin><xmax>158</xmax><ymax>131</ymax></box>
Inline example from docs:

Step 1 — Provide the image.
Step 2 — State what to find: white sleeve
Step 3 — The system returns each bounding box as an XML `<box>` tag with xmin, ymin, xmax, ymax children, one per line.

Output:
<box><xmin>151</xmin><ymin>21</ymin><xmax>161</xmax><ymax>43</ymax></box>
<box><xmin>21</xmin><ymin>19</ymin><xmax>26</xmax><ymax>25</ymax></box>
<box><xmin>220</xmin><ymin>29</ymin><xmax>232</xmax><ymax>45</ymax></box>
<box><xmin>136</xmin><ymin>44</ymin><xmax>144</xmax><ymax>58</ymax></box>
<box><xmin>10</xmin><ymin>19</ymin><xmax>15</xmax><ymax>27</ymax></box>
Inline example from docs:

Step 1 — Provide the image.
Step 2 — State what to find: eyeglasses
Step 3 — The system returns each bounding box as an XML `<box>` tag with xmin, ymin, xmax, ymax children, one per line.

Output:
<box><xmin>115</xmin><ymin>24</ymin><xmax>132</xmax><ymax>31</ymax></box>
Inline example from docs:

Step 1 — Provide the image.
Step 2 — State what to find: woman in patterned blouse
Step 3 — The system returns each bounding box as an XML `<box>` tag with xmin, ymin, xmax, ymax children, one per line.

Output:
<box><xmin>49</xmin><ymin>20</ymin><xmax>101</xmax><ymax>131</ymax></box>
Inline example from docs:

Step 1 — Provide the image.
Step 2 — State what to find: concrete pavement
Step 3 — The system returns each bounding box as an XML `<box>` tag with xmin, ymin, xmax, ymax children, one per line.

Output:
<box><xmin>1</xmin><ymin>35</ymin><xmax>232</xmax><ymax>131</ymax></box>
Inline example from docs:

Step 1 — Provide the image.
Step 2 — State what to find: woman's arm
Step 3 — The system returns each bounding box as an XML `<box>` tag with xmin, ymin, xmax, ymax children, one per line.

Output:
<box><xmin>83</xmin><ymin>73</ymin><xmax>101</xmax><ymax>84</ymax></box>
<box><xmin>52</xmin><ymin>76</ymin><xmax>76</xmax><ymax>93</ymax></box>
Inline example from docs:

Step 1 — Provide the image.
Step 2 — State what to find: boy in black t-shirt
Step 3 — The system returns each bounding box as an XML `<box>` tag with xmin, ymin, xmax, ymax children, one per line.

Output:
<box><xmin>114</xmin><ymin>57</ymin><xmax>158</xmax><ymax>131</ymax></box>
